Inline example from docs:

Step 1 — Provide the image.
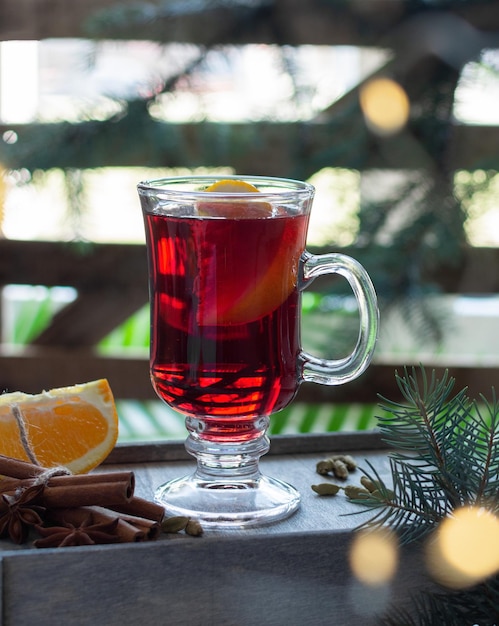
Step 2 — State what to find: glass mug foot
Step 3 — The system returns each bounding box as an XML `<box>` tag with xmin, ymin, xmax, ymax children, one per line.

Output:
<box><xmin>154</xmin><ymin>433</ymin><xmax>300</xmax><ymax>528</ymax></box>
<box><xmin>155</xmin><ymin>475</ymin><xmax>300</xmax><ymax>528</ymax></box>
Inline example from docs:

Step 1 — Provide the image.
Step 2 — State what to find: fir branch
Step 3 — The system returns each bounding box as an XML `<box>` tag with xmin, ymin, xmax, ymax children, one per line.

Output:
<box><xmin>349</xmin><ymin>459</ymin><xmax>445</xmax><ymax>544</ymax></box>
<box><xmin>376</xmin><ymin>366</ymin><xmax>483</xmax><ymax>510</ymax></box>
<box><xmin>349</xmin><ymin>366</ymin><xmax>499</xmax><ymax>624</ymax></box>
<box><xmin>471</xmin><ymin>394</ymin><xmax>499</xmax><ymax>506</ymax></box>
<box><xmin>348</xmin><ymin>364</ymin><xmax>499</xmax><ymax>539</ymax></box>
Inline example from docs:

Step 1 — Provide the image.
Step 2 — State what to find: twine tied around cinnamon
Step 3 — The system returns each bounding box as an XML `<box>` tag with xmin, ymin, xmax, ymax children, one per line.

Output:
<box><xmin>10</xmin><ymin>403</ymin><xmax>44</xmax><ymax>467</ymax></box>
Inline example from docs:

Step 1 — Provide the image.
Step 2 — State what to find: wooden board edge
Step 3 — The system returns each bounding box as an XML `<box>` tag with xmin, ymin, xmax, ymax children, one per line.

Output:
<box><xmin>0</xmin><ymin>531</ymin><xmax>435</xmax><ymax>625</ymax></box>
<box><xmin>103</xmin><ymin>431</ymin><xmax>387</xmax><ymax>465</ymax></box>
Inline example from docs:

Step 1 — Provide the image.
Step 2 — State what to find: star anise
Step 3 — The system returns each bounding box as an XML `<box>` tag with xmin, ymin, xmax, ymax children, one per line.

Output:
<box><xmin>34</xmin><ymin>514</ymin><xmax>120</xmax><ymax>548</ymax></box>
<box><xmin>0</xmin><ymin>483</ymin><xmax>46</xmax><ymax>544</ymax></box>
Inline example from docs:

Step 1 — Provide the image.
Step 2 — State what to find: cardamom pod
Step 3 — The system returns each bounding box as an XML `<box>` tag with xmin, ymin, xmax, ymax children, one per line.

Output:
<box><xmin>370</xmin><ymin>488</ymin><xmax>396</xmax><ymax>501</ymax></box>
<box><xmin>312</xmin><ymin>483</ymin><xmax>341</xmax><ymax>496</ymax></box>
<box><xmin>316</xmin><ymin>454</ymin><xmax>357</xmax><ymax>477</ymax></box>
<box><xmin>359</xmin><ymin>477</ymin><xmax>395</xmax><ymax>500</ymax></box>
<box><xmin>316</xmin><ymin>460</ymin><xmax>334</xmax><ymax>475</ymax></box>
<box><xmin>360</xmin><ymin>476</ymin><xmax>378</xmax><ymax>492</ymax></box>
<box><xmin>344</xmin><ymin>485</ymin><xmax>370</xmax><ymax>499</ymax></box>
<box><xmin>161</xmin><ymin>516</ymin><xmax>190</xmax><ymax>533</ymax></box>
<box><xmin>331</xmin><ymin>459</ymin><xmax>349</xmax><ymax>480</ymax></box>
<box><xmin>336</xmin><ymin>454</ymin><xmax>357</xmax><ymax>471</ymax></box>
<box><xmin>185</xmin><ymin>520</ymin><xmax>204</xmax><ymax>537</ymax></box>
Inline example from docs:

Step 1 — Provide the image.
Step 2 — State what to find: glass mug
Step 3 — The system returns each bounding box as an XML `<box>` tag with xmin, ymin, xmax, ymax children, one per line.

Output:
<box><xmin>138</xmin><ymin>175</ymin><xmax>378</xmax><ymax>528</ymax></box>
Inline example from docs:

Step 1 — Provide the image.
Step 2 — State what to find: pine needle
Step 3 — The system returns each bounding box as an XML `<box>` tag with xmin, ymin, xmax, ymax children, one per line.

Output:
<box><xmin>347</xmin><ymin>365</ymin><xmax>499</xmax><ymax>623</ymax></box>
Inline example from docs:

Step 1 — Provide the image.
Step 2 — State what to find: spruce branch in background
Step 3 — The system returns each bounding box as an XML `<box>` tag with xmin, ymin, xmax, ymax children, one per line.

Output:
<box><xmin>352</xmin><ymin>367</ymin><xmax>498</xmax><ymax>542</ymax></box>
<box><xmin>346</xmin><ymin>366</ymin><xmax>499</xmax><ymax>624</ymax></box>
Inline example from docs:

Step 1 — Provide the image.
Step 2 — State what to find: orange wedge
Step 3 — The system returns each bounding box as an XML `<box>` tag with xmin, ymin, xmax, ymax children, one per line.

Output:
<box><xmin>204</xmin><ymin>179</ymin><xmax>260</xmax><ymax>193</ymax></box>
<box><xmin>221</xmin><ymin>238</ymin><xmax>298</xmax><ymax>324</ymax></box>
<box><xmin>0</xmin><ymin>379</ymin><xmax>119</xmax><ymax>474</ymax></box>
<box><xmin>200</xmin><ymin>221</ymin><xmax>302</xmax><ymax>325</ymax></box>
<box><xmin>198</xmin><ymin>179</ymin><xmax>272</xmax><ymax>218</ymax></box>
<box><xmin>194</xmin><ymin>178</ymin><xmax>307</xmax><ymax>325</ymax></box>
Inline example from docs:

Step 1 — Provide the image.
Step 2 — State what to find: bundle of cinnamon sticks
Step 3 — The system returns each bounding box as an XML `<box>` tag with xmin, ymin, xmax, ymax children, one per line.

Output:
<box><xmin>0</xmin><ymin>454</ymin><xmax>172</xmax><ymax>546</ymax></box>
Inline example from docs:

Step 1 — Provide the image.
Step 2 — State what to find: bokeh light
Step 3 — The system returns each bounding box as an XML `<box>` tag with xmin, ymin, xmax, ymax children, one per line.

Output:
<box><xmin>349</xmin><ymin>528</ymin><xmax>399</xmax><ymax>586</ymax></box>
<box><xmin>359</xmin><ymin>78</ymin><xmax>410</xmax><ymax>135</ymax></box>
<box><xmin>426</xmin><ymin>506</ymin><xmax>499</xmax><ymax>588</ymax></box>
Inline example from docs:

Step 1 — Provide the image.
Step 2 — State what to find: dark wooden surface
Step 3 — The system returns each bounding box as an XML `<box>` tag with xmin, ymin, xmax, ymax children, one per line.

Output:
<box><xmin>3</xmin><ymin>119</ymin><xmax>499</xmax><ymax>172</ymax></box>
<box><xmin>1</xmin><ymin>1</ymin><xmax>499</xmax><ymax>173</ymax></box>
<box><xmin>0</xmin><ymin>434</ymin><xmax>438</xmax><ymax>626</ymax></box>
<box><xmin>2</xmin><ymin>0</ymin><xmax>499</xmax><ymax>44</ymax></box>
<box><xmin>0</xmin><ymin>240</ymin><xmax>148</xmax><ymax>347</ymax></box>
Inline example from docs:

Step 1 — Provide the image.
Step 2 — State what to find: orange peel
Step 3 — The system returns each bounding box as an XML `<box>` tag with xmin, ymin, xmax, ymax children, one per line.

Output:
<box><xmin>198</xmin><ymin>179</ymin><xmax>272</xmax><ymax>218</ymax></box>
<box><xmin>204</xmin><ymin>179</ymin><xmax>260</xmax><ymax>193</ymax></box>
<box><xmin>0</xmin><ymin>379</ymin><xmax>119</xmax><ymax>474</ymax></box>
<box><xmin>194</xmin><ymin>179</ymin><xmax>305</xmax><ymax>325</ymax></box>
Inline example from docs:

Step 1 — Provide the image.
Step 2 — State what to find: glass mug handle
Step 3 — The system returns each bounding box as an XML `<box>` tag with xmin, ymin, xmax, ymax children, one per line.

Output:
<box><xmin>298</xmin><ymin>252</ymin><xmax>379</xmax><ymax>385</ymax></box>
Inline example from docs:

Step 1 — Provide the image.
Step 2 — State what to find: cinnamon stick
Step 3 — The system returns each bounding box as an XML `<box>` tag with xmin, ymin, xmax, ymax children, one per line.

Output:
<box><xmin>0</xmin><ymin>471</ymin><xmax>135</xmax><ymax>496</ymax></box>
<box><xmin>47</xmin><ymin>471</ymin><xmax>135</xmax><ymax>492</ymax></box>
<box><xmin>0</xmin><ymin>454</ymin><xmax>45</xmax><ymax>479</ymax></box>
<box><xmin>107</xmin><ymin>496</ymin><xmax>165</xmax><ymax>523</ymax></box>
<box><xmin>111</xmin><ymin>512</ymin><xmax>162</xmax><ymax>540</ymax></box>
<box><xmin>40</xmin><ymin>481</ymin><xmax>133</xmax><ymax>509</ymax></box>
<box><xmin>0</xmin><ymin>454</ymin><xmax>166</xmax><ymax>543</ymax></box>
<box><xmin>0</xmin><ymin>476</ymin><xmax>27</xmax><ymax>492</ymax></box>
<box><xmin>0</xmin><ymin>455</ymin><xmax>135</xmax><ymax>494</ymax></box>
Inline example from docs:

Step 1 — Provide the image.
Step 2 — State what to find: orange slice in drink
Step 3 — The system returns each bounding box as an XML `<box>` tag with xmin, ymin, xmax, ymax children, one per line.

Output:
<box><xmin>204</xmin><ymin>179</ymin><xmax>260</xmax><ymax>193</ymax></box>
<box><xmin>198</xmin><ymin>179</ymin><xmax>272</xmax><ymax>218</ymax></box>
<box><xmin>0</xmin><ymin>379</ymin><xmax>119</xmax><ymax>473</ymax></box>
<box><xmin>197</xmin><ymin>179</ymin><xmax>305</xmax><ymax>325</ymax></box>
<box><xmin>218</xmin><ymin>234</ymin><xmax>300</xmax><ymax>325</ymax></box>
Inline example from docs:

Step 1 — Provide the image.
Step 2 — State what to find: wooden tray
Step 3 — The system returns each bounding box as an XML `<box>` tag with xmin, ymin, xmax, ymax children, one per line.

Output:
<box><xmin>0</xmin><ymin>433</ymin><xmax>432</xmax><ymax>625</ymax></box>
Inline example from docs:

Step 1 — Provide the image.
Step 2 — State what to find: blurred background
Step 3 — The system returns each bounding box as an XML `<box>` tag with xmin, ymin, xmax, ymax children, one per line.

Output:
<box><xmin>1</xmin><ymin>0</ymin><xmax>499</xmax><ymax>440</ymax></box>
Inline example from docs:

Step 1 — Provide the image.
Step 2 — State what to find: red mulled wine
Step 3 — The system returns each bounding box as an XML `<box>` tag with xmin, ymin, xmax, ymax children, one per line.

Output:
<box><xmin>144</xmin><ymin>212</ymin><xmax>308</xmax><ymax>441</ymax></box>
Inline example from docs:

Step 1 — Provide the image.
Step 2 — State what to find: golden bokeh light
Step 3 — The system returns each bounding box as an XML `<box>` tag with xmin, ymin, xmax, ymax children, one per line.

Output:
<box><xmin>359</xmin><ymin>78</ymin><xmax>410</xmax><ymax>135</ymax></box>
<box><xmin>426</xmin><ymin>506</ymin><xmax>499</xmax><ymax>588</ymax></box>
<box><xmin>349</xmin><ymin>529</ymin><xmax>399</xmax><ymax>586</ymax></box>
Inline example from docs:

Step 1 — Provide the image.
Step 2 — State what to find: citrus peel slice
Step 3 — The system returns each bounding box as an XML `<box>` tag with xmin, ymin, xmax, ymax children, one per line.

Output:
<box><xmin>0</xmin><ymin>379</ymin><xmax>119</xmax><ymax>474</ymax></box>
<box><xmin>200</xmin><ymin>226</ymin><xmax>301</xmax><ymax>325</ymax></box>
<box><xmin>204</xmin><ymin>179</ymin><xmax>261</xmax><ymax>193</ymax></box>
<box><xmin>194</xmin><ymin>179</ymin><xmax>305</xmax><ymax>325</ymax></box>
<box><xmin>198</xmin><ymin>179</ymin><xmax>272</xmax><ymax>218</ymax></box>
